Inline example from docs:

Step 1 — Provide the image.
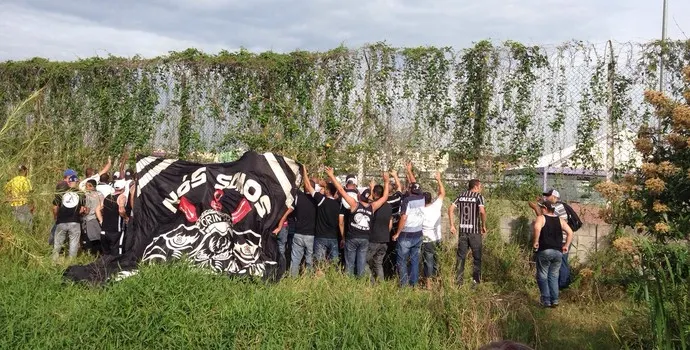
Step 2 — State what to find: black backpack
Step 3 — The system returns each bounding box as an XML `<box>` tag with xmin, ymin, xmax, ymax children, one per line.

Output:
<box><xmin>561</xmin><ymin>202</ymin><xmax>582</xmax><ymax>232</ymax></box>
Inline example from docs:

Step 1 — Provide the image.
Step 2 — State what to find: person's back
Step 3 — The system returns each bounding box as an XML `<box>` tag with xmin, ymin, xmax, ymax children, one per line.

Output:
<box><xmin>313</xmin><ymin>186</ymin><xmax>342</xmax><ymax>265</ymax></box>
<box><xmin>538</xmin><ymin>215</ymin><xmax>563</xmax><ymax>252</ymax></box>
<box><xmin>449</xmin><ymin>179</ymin><xmax>487</xmax><ymax>286</ymax></box>
<box><xmin>289</xmin><ymin>190</ymin><xmax>317</xmax><ymax>277</ymax></box>
<box><xmin>52</xmin><ymin>179</ymin><xmax>84</xmax><ymax>261</ymax></box>
<box><xmin>4</xmin><ymin>165</ymin><xmax>33</xmax><ymax>225</ymax></box>
<box><xmin>533</xmin><ymin>201</ymin><xmax>573</xmax><ymax>308</ymax></box>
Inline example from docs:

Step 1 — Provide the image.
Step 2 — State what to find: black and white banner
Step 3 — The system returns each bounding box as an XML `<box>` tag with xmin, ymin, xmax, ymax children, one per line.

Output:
<box><xmin>64</xmin><ymin>151</ymin><xmax>302</xmax><ymax>283</ymax></box>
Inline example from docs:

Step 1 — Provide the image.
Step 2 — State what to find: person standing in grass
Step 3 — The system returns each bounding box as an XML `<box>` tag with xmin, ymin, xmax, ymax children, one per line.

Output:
<box><xmin>78</xmin><ymin>157</ymin><xmax>112</xmax><ymax>191</ymax></box>
<box><xmin>97</xmin><ymin>180</ymin><xmax>128</xmax><ymax>256</ymax></box>
<box><xmin>368</xmin><ymin>184</ymin><xmax>393</xmax><ymax>283</ymax></box>
<box><xmin>4</xmin><ymin>165</ymin><xmax>34</xmax><ymax>227</ymax></box>
<box><xmin>52</xmin><ymin>175</ymin><xmax>86</xmax><ymax>262</ymax></box>
<box><xmin>392</xmin><ymin>162</ymin><xmax>425</xmax><ymax>288</ymax></box>
<box><xmin>384</xmin><ymin>170</ymin><xmax>404</xmax><ymax>279</ymax></box>
<box><xmin>82</xmin><ymin>179</ymin><xmax>103</xmax><ymax>256</ymax></box>
<box><xmin>289</xmin><ymin>180</ymin><xmax>318</xmax><ymax>277</ymax></box>
<box><xmin>420</xmin><ymin>171</ymin><xmax>445</xmax><ymax>289</ymax></box>
<box><xmin>532</xmin><ymin>201</ymin><xmax>573</xmax><ymax>308</ymax></box>
<box><xmin>302</xmin><ymin>168</ymin><xmax>341</xmax><ymax>269</ymax></box>
<box><xmin>449</xmin><ymin>179</ymin><xmax>487</xmax><ymax>286</ymax></box>
<box><xmin>326</xmin><ymin>167</ymin><xmax>389</xmax><ymax>278</ymax></box>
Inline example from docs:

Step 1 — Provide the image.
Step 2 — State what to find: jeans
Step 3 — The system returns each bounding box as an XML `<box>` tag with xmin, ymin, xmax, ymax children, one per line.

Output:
<box><xmin>367</xmin><ymin>242</ymin><xmax>388</xmax><ymax>282</ymax></box>
<box><xmin>457</xmin><ymin>233</ymin><xmax>483</xmax><ymax>284</ymax></box>
<box><xmin>397</xmin><ymin>236</ymin><xmax>422</xmax><ymax>287</ymax></box>
<box><xmin>422</xmin><ymin>241</ymin><xmax>441</xmax><ymax>278</ymax></box>
<box><xmin>290</xmin><ymin>233</ymin><xmax>314</xmax><ymax>277</ymax></box>
<box><xmin>345</xmin><ymin>238</ymin><xmax>369</xmax><ymax>277</ymax></box>
<box><xmin>536</xmin><ymin>249</ymin><xmax>563</xmax><ymax>306</ymax></box>
<box><xmin>314</xmin><ymin>237</ymin><xmax>340</xmax><ymax>264</ymax></box>
<box><xmin>52</xmin><ymin>222</ymin><xmax>81</xmax><ymax>260</ymax></box>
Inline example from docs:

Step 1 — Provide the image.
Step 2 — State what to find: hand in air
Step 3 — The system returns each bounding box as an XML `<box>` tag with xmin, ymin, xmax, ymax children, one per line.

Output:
<box><xmin>435</xmin><ymin>171</ymin><xmax>441</xmax><ymax>181</ymax></box>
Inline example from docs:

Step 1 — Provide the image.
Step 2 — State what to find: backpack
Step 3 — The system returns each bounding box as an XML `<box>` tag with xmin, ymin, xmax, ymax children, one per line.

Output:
<box><xmin>561</xmin><ymin>202</ymin><xmax>582</xmax><ymax>232</ymax></box>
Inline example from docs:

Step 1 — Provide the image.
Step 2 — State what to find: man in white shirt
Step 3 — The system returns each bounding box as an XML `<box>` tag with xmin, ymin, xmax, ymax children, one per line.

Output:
<box><xmin>420</xmin><ymin>171</ymin><xmax>445</xmax><ymax>289</ymax></box>
<box><xmin>79</xmin><ymin>157</ymin><xmax>112</xmax><ymax>191</ymax></box>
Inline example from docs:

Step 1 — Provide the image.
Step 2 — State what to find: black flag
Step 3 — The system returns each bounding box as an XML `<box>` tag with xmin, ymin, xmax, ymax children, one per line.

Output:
<box><xmin>64</xmin><ymin>151</ymin><xmax>302</xmax><ymax>283</ymax></box>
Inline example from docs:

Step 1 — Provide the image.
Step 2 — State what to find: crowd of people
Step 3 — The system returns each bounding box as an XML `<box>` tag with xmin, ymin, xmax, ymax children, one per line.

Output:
<box><xmin>273</xmin><ymin>162</ymin><xmax>488</xmax><ymax>290</ymax></box>
<box><xmin>3</xmin><ymin>155</ymin><xmax>576</xmax><ymax>307</ymax></box>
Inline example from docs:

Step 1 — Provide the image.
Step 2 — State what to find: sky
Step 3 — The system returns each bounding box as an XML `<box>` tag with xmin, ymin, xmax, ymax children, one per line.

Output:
<box><xmin>0</xmin><ymin>0</ymin><xmax>689</xmax><ymax>61</ymax></box>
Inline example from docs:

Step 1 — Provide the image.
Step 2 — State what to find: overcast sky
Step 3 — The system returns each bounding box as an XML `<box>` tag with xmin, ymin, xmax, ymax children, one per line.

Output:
<box><xmin>1</xmin><ymin>0</ymin><xmax>689</xmax><ymax>61</ymax></box>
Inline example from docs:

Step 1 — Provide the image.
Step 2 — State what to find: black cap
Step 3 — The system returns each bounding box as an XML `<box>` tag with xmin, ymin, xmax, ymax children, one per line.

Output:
<box><xmin>18</xmin><ymin>165</ymin><xmax>27</xmax><ymax>172</ymax></box>
<box><xmin>538</xmin><ymin>200</ymin><xmax>554</xmax><ymax>211</ymax></box>
<box><xmin>409</xmin><ymin>182</ymin><xmax>422</xmax><ymax>194</ymax></box>
<box><xmin>360</xmin><ymin>189</ymin><xmax>372</xmax><ymax>202</ymax></box>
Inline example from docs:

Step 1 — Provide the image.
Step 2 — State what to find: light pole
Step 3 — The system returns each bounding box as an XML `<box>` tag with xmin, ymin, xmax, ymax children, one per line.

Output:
<box><xmin>660</xmin><ymin>0</ymin><xmax>668</xmax><ymax>93</ymax></box>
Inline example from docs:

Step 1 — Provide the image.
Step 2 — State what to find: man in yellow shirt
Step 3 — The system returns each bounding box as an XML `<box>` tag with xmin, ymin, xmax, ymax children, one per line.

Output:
<box><xmin>4</xmin><ymin>165</ymin><xmax>33</xmax><ymax>226</ymax></box>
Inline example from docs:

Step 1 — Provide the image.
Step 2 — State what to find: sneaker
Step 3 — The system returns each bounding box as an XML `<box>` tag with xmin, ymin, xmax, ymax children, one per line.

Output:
<box><xmin>550</xmin><ymin>301</ymin><xmax>559</xmax><ymax>308</ymax></box>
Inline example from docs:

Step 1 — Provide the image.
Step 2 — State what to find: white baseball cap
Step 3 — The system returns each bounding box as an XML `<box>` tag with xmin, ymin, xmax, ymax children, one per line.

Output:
<box><xmin>543</xmin><ymin>189</ymin><xmax>560</xmax><ymax>198</ymax></box>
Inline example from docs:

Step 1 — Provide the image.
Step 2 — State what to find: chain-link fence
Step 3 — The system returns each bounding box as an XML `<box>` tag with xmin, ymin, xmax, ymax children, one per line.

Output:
<box><xmin>1</xmin><ymin>40</ymin><xmax>689</xmax><ymax>203</ymax></box>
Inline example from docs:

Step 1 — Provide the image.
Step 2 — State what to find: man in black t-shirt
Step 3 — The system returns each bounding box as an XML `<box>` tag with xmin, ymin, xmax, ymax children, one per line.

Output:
<box><xmin>368</xmin><ymin>184</ymin><xmax>392</xmax><ymax>283</ymax></box>
<box><xmin>383</xmin><ymin>170</ymin><xmax>404</xmax><ymax>278</ymax></box>
<box><xmin>52</xmin><ymin>175</ymin><xmax>86</xmax><ymax>261</ymax></box>
<box><xmin>326</xmin><ymin>167</ymin><xmax>389</xmax><ymax>278</ymax></box>
<box><xmin>305</xmin><ymin>176</ymin><xmax>341</xmax><ymax>267</ymax></box>
<box><xmin>289</xmin><ymin>174</ymin><xmax>318</xmax><ymax>277</ymax></box>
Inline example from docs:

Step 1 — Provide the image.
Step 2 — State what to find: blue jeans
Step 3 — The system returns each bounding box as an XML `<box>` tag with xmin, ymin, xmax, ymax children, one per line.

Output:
<box><xmin>536</xmin><ymin>249</ymin><xmax>563</xmax><ymax>306</ymax></box>
<box><xmin>422</xmin><ymin>241</ymin><xmax>440</xmax><ymax>278</ymax></box>
<box><xmin>345</xmin><ymin>238</ymin><xmax>369</xmax><ymax>277</ymax></box>
<box><xmin>314</xmin><ymin>237</ymin><xmax>340</xmax><ymax>264</ymax></box>
<box><xmin>290</xmin><ymin>234</ymin><xmax>314</xmax><ymax>277</ymax></box>
<box><xmin>397</xmin><ymin>236</ymin><xmax>422</xmax><ymax>287</ymax></box>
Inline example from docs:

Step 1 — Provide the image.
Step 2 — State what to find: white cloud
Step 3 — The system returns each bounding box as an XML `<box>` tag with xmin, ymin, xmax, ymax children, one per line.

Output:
<box><xmin>0</xmin><ymin>0</ymin><xmax>688</xmax><ymax>61</ymax></box>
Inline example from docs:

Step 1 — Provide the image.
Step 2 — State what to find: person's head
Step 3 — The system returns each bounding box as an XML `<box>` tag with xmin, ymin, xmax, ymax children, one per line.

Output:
<box><xmin>113</xmin><ymin>171</ymin><xmax>121</xmax><ymax>181</ymax></box>
<box><xmin>125</xmin><ymin>168</ymin><xmax>134</xmax><ymax>181</ymax></box>
<box><xmin>409</xmin><ymin>182</ymin><xmax>422</xmax><ymax>195</ymax></box>
<box><xmin>85</xmin><ymin>167</ymin><xmax>95</xmax><ymax>178</ymax></box>
<box><xmin>99</xmin><ymin>173</ymin><xmax>110</xmax><ymax>184</ymax></box>
<box><xmin>113</xmin><ymin>180</ymin><xmax>127</xmax><ymax>195</ymax></box>
<box><xmin>85</xmin><ymin>179</ymin><xmax>97</xmax><ymax>191</ymax></box>
<box><xmin>345</xmin><ymin>174</ymin><xmax>357</xmax><ymax>189</ymax></box>
<box><xmin>63</xmin><ymin>169</ymin><xmax>77</xmax><ymax>181</ymax></box>
<box><xmin>539</xmin><ymin>200</ymin><xmax>555</xmax><ymax>214</ymax></box>
<box><xmin>542</xmin><ymin>189</ymin><xmax>560</xmax><ymax>204</ymax></box>
<box><xmin>359</xmin><ymin>189</ymin><xmax>372</xmax><ymax>204</ymax></box>
<box><xmin>18</xmin><ymin>165</ymin><xmax>27</xmax><ymax>176</ymax></box>
<box><xmin>468</xmin><ymin>179</ymin><xmax>482</xmax><ymax>192</ymax></box>
<box><xmin>326</xmin><ymin>182</ymin><xmax>337</xmax><ymax>197</ymax></box>
<box><xmin>423</xmin><ymin>191</ymin><xmax>432</xmax><ymax>205</ymax></box>
<box><xmin>68</xmin><ymin>175</ymin><xmax>79</xmax><ymax>188</ymax></box>
<box><xmin>372</xmin><ymin>185</ymin><xmax>384</xmax><ymax>200</ymax></box>
<box><xmin>389</xmin><ymin>178</ymin><xmax>398</xmax><ymax>191</ymax></box>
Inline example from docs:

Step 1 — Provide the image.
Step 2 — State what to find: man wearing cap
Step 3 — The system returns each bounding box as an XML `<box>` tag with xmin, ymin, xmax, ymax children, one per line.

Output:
<box><xmin>52</xmin><ymin>174</ymin><xmax>86</xmax><ymax>261</ymax></box>
<box><xmin>367</xmin><ymin>183</ymin><xmax>393</xmax><ymax>283</ymax></box>
<box><xmin>392</xmin><ymin>162</ymin><xmax>426</xmax><ymax>288</ymax></box>
<box><xmin>4</xmin><ymin>165</ymin><xmax>33</xmax><ymax>226</ymax></box>
<box><xmin>338</xmin><ymin>174</ymin><xmax>361</xmax><ymax>263</ymax></box>
<box><xmin>97</xmin><ymin>180</ymin><xmax>129</xmax><ymax>255</ymax></box>
<box><xmin>383</xmin><ymin>170</ymin><xmax>404</xmax><ymax>278</ymax></box>
<box><xmin>327</xmin><ymin>167</ymin><xmax>390</xmax><ymax>278</ymax></box>
<box><xmin>530</xmin><ymin>189</ymin><xmax>572</xmax><ymax>288</ymax></box>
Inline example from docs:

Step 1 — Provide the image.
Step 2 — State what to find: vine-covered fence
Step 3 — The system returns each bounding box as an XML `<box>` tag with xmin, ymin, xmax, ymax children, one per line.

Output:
<box><xmin>1</xmin><ymin>40</ymin><xmax>689</xmax><ymax>187</ymax></box>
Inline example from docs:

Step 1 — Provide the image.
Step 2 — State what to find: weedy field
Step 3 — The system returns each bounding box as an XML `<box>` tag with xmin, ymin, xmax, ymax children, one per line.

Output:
<box><xmin>0</xmin><ymin>200</ymin><xmax>646</xmax><ymax>350</ymax></box>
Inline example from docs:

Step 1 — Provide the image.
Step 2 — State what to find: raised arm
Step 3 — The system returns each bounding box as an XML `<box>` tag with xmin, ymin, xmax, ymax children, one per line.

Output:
<box><xmin>302</xmin><ymin>166</ymin><xmax>315</xmax><ymax>195</ymax></box>
<box><xmin>326</xmin><ymin>167</ymin><xmax>357</xmax><ymax>211</ymax></box>
<box><xmin>528</xmin><ymin>196</ymin><xmax>544</xmax><ymax>216</ymax></box>
<box><xmin>371</xmin><ymin>172</ymin><xmax>390</xmax><ymax>212</ymax></box>
<box><xmin>435</xmin><ymin>171</ymin><xmax>445</xmax><ymax>199</ymax></box>
<box><xmin>391</xmin><ymin>170</ymin><xmax>402</xmax><ymax>193</ymax></box>
<box><xmin>99</xmin><ymin>156</ymin><xmax>113</xmax><ymax>176</ymax></box>
<box><xmin>405</xmin><ymin>161</ymin><xmax>416</xmax><ymax>184</ymax></box>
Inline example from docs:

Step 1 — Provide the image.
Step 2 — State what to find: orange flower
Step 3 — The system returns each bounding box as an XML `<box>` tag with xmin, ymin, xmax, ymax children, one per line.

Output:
<box><xmin>666</xmin><ymin>133</ymin><xmax>687</xmax><ymax>149</ymax></box>
<box><xmin>640</xmin><ymin>162</ymin><xmax>658</xmax><ymax>178</ymax></box>
<box><xmin>672</xmin><ymin>105</ymin><xmax>690</xmax><ymax>131</ymax></box>
<box><xmin>635</xmin><ymin>137</ymin><xmax>654</xmax><ymax>155</ymax></box>
<box><xmin>595</xmin><ymin>181</ymin><xmax>624</xmax><ymax>201</ymax></box>
<box><xmin>657</xmin><ymin>161</ymin><xmax>680</xmax><ymax>177</ymax></box>
<box><xmin>613</xmin><ymin>236</ymin><xmax>637</xmax><ymax>254</ymax></box>
<box><xmin>652</xmin><ymin>201</ymin><xmax>670</xmax><ymax>213</ymax></box>
<box><xmin>654</xmin><ymin>222</ymin><xmax>670</xmax><ymax>234</ymax></box>
<box><xmin>627</xmin><ymin>199</ymin><xmax>643</xmax><ymax>210</ymax></box>
<box><xmin>645</xmin><ymin>178</ymin><xmax>666</xmax><ymax>194</ymax></box>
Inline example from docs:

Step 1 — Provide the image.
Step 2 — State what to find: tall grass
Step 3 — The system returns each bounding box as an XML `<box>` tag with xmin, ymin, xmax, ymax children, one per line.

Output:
<box><xmin>0</xmin><ymin>92</ymin><xmax>645</xmax><ymax>349</ymax></box>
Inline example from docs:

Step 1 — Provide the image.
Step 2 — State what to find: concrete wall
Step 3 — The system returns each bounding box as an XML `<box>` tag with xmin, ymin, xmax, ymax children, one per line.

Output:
<box><xmin>499</xmin><ymin>216</ymin><xmax>614</xmax><ymax>263</ymax></box>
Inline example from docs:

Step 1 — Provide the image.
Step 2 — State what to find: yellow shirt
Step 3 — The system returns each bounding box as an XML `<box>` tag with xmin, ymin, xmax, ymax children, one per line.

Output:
<box><xmin>4</xmin><ymin>175</ymin><xmax>32</xmax><ymax>207</ymax></box>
